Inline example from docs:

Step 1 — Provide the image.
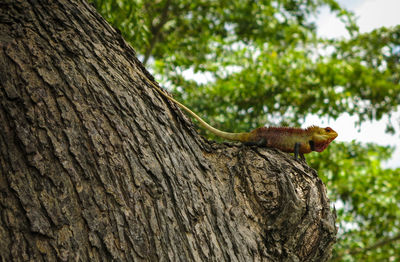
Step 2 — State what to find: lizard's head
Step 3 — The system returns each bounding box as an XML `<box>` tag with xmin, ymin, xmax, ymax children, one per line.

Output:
<box><xmin>309</xmin><ymin>126</ymin><xmax>338</xmax><ymax>152</ymax></box>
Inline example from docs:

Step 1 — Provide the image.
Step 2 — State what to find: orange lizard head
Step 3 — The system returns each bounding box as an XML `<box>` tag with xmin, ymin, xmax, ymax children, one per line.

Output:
<box><xmin>309</xmin><ymin>126</ymin><xmax>338</xmax><ymax>152</ymax></box>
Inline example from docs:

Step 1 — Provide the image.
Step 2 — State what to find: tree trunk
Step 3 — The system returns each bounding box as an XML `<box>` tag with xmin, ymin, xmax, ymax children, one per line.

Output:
<box><xmin>0</xmin><ymin>1</ymin><xmax>336</xmax><ymax>261</ymax></box>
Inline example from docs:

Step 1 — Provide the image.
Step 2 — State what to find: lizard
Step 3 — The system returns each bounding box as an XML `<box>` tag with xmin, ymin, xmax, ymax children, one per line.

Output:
<box><xmin>136</xmin><ymin>68</ymin><xmax>338</xmax><ymax>159</ymax></box>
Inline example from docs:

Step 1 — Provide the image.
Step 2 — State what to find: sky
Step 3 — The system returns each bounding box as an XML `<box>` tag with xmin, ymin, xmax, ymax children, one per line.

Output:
<box><xmin>304</xmin><ymin>0</ymin><xmax>400</xmax><ymax>168</ymax></box>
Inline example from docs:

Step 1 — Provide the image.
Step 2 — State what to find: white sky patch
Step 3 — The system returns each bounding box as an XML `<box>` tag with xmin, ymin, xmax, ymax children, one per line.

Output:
<box><xmin>181</xmin><ymin>68</ymin><xmax>214</xmax><ymax>85</ymax></box>
<box><xmin>317</xmin><ymin>0</ymin><xmax>400</xmax><ymax>38</ymax></box>
<box><xmin>316</xmin><ymin>7</ymin><xmax>349</xmax><ymax>39</ymax></box>
<box><xmin>355</xmin><ymin>0</ymin><xmax>400</xmax><ymax>32</ymax></box>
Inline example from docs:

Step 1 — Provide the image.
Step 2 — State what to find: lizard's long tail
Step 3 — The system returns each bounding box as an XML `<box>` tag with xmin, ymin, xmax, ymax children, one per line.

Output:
<box><xmin>137</xmin><ymin>70</ymin><xmax>250</xmax><ymax>142</ymax></box>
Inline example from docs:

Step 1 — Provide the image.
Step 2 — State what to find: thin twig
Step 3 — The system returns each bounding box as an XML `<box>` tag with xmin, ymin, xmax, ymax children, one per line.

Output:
<box><xmin>333</xmin><ymin>233</ymin><xmax>400</xmax><ymax>261</ymax></box>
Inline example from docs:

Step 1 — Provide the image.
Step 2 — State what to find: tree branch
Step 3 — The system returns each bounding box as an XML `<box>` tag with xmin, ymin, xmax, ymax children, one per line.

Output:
<box><xmin>334</xmin><ymin>233</ymin><xmax>400</xmax><ymax>260</ymax></box>
<box><xmin>143</xmin><ymin>0</ymin><xmax>171</xmax><ymax>65</ymax></box>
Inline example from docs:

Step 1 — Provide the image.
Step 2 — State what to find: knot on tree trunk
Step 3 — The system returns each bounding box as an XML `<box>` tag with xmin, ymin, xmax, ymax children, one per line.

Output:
<box><xmin>207</xmin><ymin>144</ymin><xmax>337</xmax><ymax>261</ymax></box>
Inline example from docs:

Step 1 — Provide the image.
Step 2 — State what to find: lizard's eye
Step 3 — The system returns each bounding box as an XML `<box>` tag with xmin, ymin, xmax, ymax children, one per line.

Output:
<box><xmin>325</xmin><ymin>127</ymin><xmax>332</xmax><ymax>132</ymax></box>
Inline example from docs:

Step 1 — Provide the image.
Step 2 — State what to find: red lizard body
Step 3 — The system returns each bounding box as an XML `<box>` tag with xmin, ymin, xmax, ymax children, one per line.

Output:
<box><xmin>137</xmin><ymin>69</ymin><xmax>338</xmax><ymax>159</ymax></box>
<box><xmin>233</xmin><ymin>126</ymin><xmax>338</xmax><ymax>158</ymax></box>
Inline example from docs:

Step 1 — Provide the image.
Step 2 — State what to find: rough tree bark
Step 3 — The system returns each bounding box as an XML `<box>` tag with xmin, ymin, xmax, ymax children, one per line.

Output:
<box><xmin>0</xmin><ymin>1</ymin><xmax>336</xmax><ymax>261</ymax></box>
